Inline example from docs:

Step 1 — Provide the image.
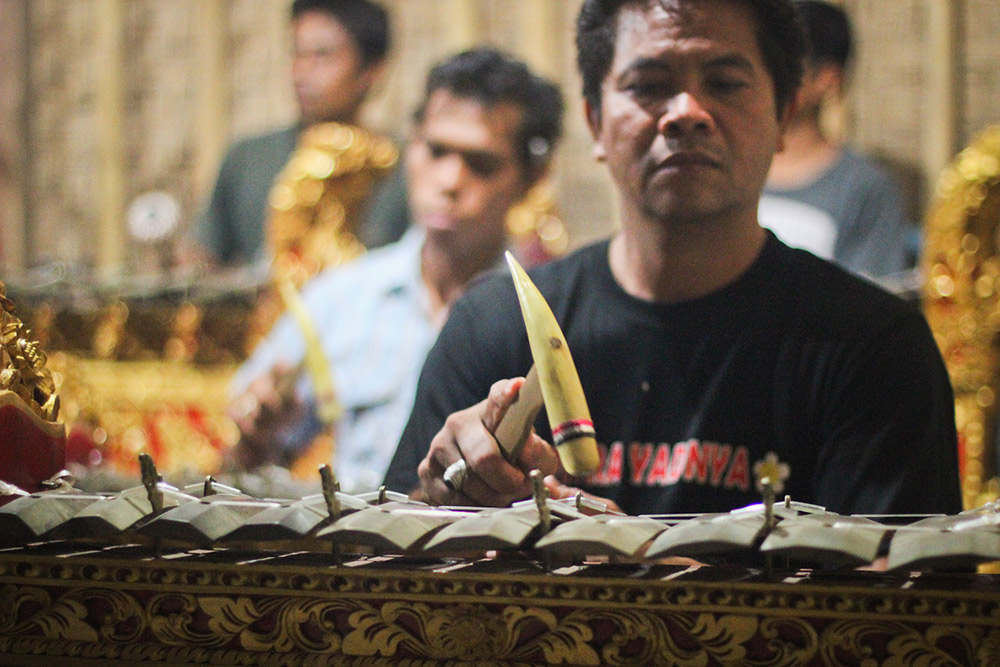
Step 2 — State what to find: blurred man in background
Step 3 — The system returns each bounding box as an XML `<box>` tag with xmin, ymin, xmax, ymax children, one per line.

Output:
<box><xmin>758</xmin><ymin>0</ymin><xmax>912</xmax><ymax>280</ymax></box>
<box><xmin>188</xmin><ymin>0</ymin><xmax>407</xmax><ymax>272</ymax></box>
<box><xmin>226</xmin><ymin>48</ymin><xmax>563</xmax><ymax>493</ymax></box>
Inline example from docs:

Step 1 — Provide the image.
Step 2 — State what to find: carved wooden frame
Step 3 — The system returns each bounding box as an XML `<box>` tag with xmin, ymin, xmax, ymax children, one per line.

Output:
<box><xmin>1</xmin><ymin>544</ymin><xmax>998</xmax><ymax>665</ymax></box>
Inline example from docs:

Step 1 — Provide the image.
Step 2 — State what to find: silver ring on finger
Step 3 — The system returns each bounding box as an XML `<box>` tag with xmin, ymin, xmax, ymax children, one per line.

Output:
<box><xmin>443</xmin><ymin>459</ymin><xmax>468</xmax><ymax>492</ymax></box>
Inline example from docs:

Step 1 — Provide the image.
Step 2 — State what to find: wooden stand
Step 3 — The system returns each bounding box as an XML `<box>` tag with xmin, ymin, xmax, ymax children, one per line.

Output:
<box><xmin>1</xmin><ymin>542</ymin><xmax>998</xmax><ymax>665</ymax></box>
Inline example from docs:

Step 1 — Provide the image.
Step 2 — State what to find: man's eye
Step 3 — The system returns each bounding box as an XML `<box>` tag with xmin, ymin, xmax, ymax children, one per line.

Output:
<box><xmin>294</xmin><ymin>48</ymin><xmax>332</xmax><ymax>59</ymax></box>
<box><xmin>625</xmin><ymin>82</ymin><xmax>668</xmax><ymax>98</ymax></box>
<box><xmin>428</xmin><ymin>145</ymin><xmax>447</xmax><ymax>159</ymax></box>
<box><xmin>708</xmin><ymin>78</ymin><xmax>748</xmax><ymax>94</ymax></box>
<box><xmin>465</xmin><ymin>156</ymin><xmax>500</xmax><ymax>178</ymax></box>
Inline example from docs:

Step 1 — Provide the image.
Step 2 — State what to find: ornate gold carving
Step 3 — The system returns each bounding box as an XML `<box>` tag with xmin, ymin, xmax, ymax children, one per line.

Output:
<box><xmin>0</xmin><ymin>280</ymin><xmax>59</xmax><ymax>422</ymax></box>
<box><xmin>922</xmin><ymin>126</ymin><xmax>1000</xmax><ymax>509</ymax></box>
<box><xmin>0</xmin><ymin>584</ymin><xmax>144</xmax><ymax>643</ymax></box>
<box><xmin>244</xmin><ymin>121</ymin><xmax>399</xmax><ymax>367</ymax></box>
<box><xmin>50</xmin><ymin>356</ymin><xmax>238</xmax><ymax>476</ymax></box>
<box><xmin>2</xmin><ymin>548</ymin><xmax>1000</xmax><ymax>665</ymax></box>
<box><xmin>820</xmin><ymin>619</ymin><xmax>1000</xmax><ymax>666</ymax></box>
<box><xmin>3</xmin><ymin>583</ymin><xmax>999</xmax><ymax>665</ymax></box>
<box><xmin>268</xmin><ymin>121</ymin><xmax>398</xmax><ymax>288</ymax></box>
<box><xmin>14</xmin><ymin>291</ymin><xmax>257</xmax><ymax>478</ymax></box>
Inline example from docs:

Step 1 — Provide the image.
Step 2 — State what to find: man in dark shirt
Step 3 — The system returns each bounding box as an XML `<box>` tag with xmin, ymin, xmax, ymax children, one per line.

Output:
<box><xmin>189</xmin><ymin>0</ymin><xmax>406</xmax><ymax>269</ymax></box>
<box><xmin>383</xmin><ymin>0</ymin><xmax>961</xmax><ymax>518</ymax></box>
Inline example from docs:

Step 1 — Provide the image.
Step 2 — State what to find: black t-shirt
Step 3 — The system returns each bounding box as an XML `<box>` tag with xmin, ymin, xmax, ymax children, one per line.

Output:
<box><xmin>384</xmin><ymin>233</ymin><xmax>962</xmax><ymax>516</ymax></box>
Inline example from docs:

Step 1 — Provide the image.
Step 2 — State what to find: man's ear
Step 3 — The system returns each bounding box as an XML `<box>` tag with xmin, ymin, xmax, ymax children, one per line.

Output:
<box><xmin>359</xmin><ymin>59</ymin><xmax>387</xmax><ymax>94</ymax></box>
<box><xmin>584</xmin><ymin>98</ymin><xmax>607</xmax><ymax>162</ymax></box>
<box><xmin>813</xmin><ymin>62</ymin><xmax>845</xmax><ymax>98</ymax></box>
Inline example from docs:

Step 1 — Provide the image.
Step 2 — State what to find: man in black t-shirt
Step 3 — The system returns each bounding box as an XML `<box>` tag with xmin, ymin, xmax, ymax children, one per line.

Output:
<box><xmin>383</xmin><ymin>0</ymin><xmax>962</xmax><ymax>517</ymax></box>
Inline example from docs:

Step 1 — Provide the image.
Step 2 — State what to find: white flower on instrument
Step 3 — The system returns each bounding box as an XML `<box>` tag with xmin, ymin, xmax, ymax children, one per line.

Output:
<box><xmin>753</xmin><ymin>451</ymin><xmax>790</xmax><ymax>495</ymax></box>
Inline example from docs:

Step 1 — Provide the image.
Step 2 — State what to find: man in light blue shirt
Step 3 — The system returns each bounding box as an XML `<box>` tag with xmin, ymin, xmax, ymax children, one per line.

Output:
<box><xmin>227</xmin><ymin>48</ymin><xmax>564</xmax><ymax>492</ymax></box>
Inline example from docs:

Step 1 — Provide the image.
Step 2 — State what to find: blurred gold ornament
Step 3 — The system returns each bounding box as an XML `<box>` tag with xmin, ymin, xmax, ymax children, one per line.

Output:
<box><xmin>921</xmin><ymin>126</ymin><xmax>1000</xmax><ymax>509</ymax></box>
<box><xmin>0</xmin><ymin>280</ymin><xmax>60</xmax><ymax>422</ymax></box>
<box><xmin>505</xmin><ymin>180</ymin><xmax>569</xmax><ymax>266</ymax></box>
<box><xmin>267</xmin><ymin>121</ymin><xmax>398</xmax><ymax>288</ymax></box>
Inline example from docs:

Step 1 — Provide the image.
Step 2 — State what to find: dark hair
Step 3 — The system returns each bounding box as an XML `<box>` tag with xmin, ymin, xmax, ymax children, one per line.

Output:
<box><xmin>291</xmin><ymin>0</ymin><xmax>390</xmax><ymax>66</ymax></box>
<box><xmin>414</xmin><ymin>47</ymin><xmax>564</xmax><ymax>174</ymax></box>
<box><xmin>576</xmin><ymin>0</ymin><xmax>805</xmax><ymax>118</ymax></box>
<box><xmin>795</xmin><ymin>0</ymin><xmax>852</xmax><ymax>69</ymax></box>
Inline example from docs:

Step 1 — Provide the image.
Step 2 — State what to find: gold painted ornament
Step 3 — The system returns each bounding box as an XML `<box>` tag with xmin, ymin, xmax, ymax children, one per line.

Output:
<box><xmin>921</xmin><ymin>126</ymin><xmax>1000</xmax><ymax>509</ymax></box>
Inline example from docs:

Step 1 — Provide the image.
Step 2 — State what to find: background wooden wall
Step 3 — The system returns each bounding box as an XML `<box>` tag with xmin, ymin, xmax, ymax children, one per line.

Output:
<box><xmin>0</xmin><ymin>0</ymin><xmax>998</xmax><ymax>278</ymax></box>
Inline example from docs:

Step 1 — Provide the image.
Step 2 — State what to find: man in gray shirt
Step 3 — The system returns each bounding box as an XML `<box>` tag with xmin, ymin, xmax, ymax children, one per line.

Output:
<box><xmin>759</xmin><ymin>0</ymin><xmax>911</xmax><ymax>280</ymax></box>
<box><xmin>191</xmin><ymin>0</ymin><xmax>407</xmax><ymax>270</ymax></box>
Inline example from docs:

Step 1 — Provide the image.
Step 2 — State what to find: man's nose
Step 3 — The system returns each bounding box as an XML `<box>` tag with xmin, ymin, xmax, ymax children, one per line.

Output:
<box><xmin>656</xmin><ymin>92</ymin><xmax>714</xmax><ymax>137</ymax></box>
<box><xmin>437</xmin><ymin>154</ymin><xmax>467</xmax><ymax>196</ymax></box>
<box><xmin>291</xmin><ymin>59</ymin><xmax>314</xmax><ymax>88</ymax></box>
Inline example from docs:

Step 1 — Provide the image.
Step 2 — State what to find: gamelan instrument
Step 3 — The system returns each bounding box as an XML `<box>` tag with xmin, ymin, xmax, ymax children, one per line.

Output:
<box><xmin>1</xmin><ymin>460</ymin><xmax>999</xmax><ymax>666</ymax></box>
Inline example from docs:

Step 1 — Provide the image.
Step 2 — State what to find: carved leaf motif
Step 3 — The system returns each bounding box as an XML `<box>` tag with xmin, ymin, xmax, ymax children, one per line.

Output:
<box><xmin>588</xmin><ymin>609</ymin><xmax>681</xmax><ymax>665</ymax></box>
<box><xmin>684</xmin><ymin>613</ymin><xmax>758</xmax><ymax>659</ymax></box>
<box><xmin>152</xmin><ymin>594</ymin><xmax>358</xmax><ymax>655</ymax></box>
<box><xmin>823</xmin><ymin>619</ymin><xmax>988</xmax><ymax>667</ymax></box>
<box><xmin>150</xmin><ymin>594</ymin><xmax>242</xmax><ymax>648</ymax></box>
<box><xmin>341</xmin><ymin>600</ymin><xmax>413</xmax><ymax>657</ymax></box>
<box><xmin>884</xmin><ymin>624</ymin><xmax>991</xmax><ymax>667</ymax></box>
<box><xmin>148</xmin><ymin>594</ymin><xmax>196</xmax><ymax>644</ymax></box>
<box><xmin>590</xmin><ymin>610</ymin><xmax>764</xmax><ymax>667</ymax></box>
<box><xmin>342</xmin><ymin>600</ymin><xmax>604</xmax><ymax>662</ymax></box>
<box><xmin>0</xmin><ymin>584</ymin><xmax>48</xmax><ymax>632</ymax></box>
<box><xmin>927</xmin><ymin>624</ymin><xmax>1000</xmax><ymax>665</ymax></box>
<box><xmin>247</xmin><ymin>598</ymin><xmax>348</xmax><ymax>653</ymax></box>
<box><xmin>507</xmin><ymin>606</ymin><xmax>601</xmax><ymax>665</ymax></box>
<box><xmin>0</xmin><ymin>585</ymin><xmax>144</xmax><ymax>642</ymax></box>
<box><xmin>67</xmin><ymin>589</ymin><xmax>145</xmax><ymax>642</ymax></box>
<box><xmin>24</xmin><ymin>594</ymin><xmax>95</xmax><ymax>641</ymax></box>
<box><xmin>202</xmin><ymin>597</ymin><xmax>262</xmax><ymax>640</ymax></box>
<box><xmin>0</xmin><ymin>586</ymin><xmax>144</xmax><ymax>645</ymax></box>
<box><xmin>753</xmin><ymin>616</ymin><xmax>820</xmax><ymax>666</ymax></box>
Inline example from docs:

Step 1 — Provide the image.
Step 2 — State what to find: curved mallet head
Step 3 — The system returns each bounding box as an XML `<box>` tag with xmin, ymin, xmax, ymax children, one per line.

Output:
<box><xmin>505</xmin><ymin>252</ymin><xmax>599</xmax><ymax>475</ymax></box>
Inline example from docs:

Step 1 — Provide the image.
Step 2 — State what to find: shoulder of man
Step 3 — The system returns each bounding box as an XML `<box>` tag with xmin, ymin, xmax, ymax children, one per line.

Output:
<box><xmin>224</xmin><ymin>125</ymin><xmax>300</xmax><ymax>160</ymax></box>
<box><xmin>302</xmin><ymin>228</ymin><xmax>423</xmax><ymax>300</ymax></box>
<box><xmin>436</xmin><ymin>239</ymin><xmax>613</xmax><ymax>361</ymax></box>
<box><xmin>831</xmin><ymin>147</ymin><xmax>904</xmax><ymax>191</ymax></box>
<box><xmin>770</xmin><ymin>238</ymin><xmax>924</xmax><ymax>333</ymax></box>
<box><xmin>462</xmin><ymin>238</ymin><xmax>612</xmax><ymax>304</ymax></box>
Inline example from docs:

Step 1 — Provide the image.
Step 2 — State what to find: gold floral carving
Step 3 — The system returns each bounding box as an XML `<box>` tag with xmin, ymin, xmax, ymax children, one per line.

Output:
<box><xmin>2</xmin><ymin>550</ymin><xmax>1000</xmax><ymax>665</ymax></box>
<box><xmin>820</xmin><ymin>620</ymin><xmax>1000</xmax><ymax>667</ymax></box>
<box><xmin>3</xmin><ymin>587</ymin><xmax>999</xmax><ymax>666</ymax></box>
<box><xmin>0</xmin><ymin>584</ymin><xmax>144</xmax><ymax>642</ymax></box>
<box><xmin>248</xmin><ymin>122</ymin><xmax>399</xmax><ymax>361</ymax></box>
<box><xmin>50</xmin><ymin>356</ymin><xmax>238</xmax><ymax>476</ymax></box>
